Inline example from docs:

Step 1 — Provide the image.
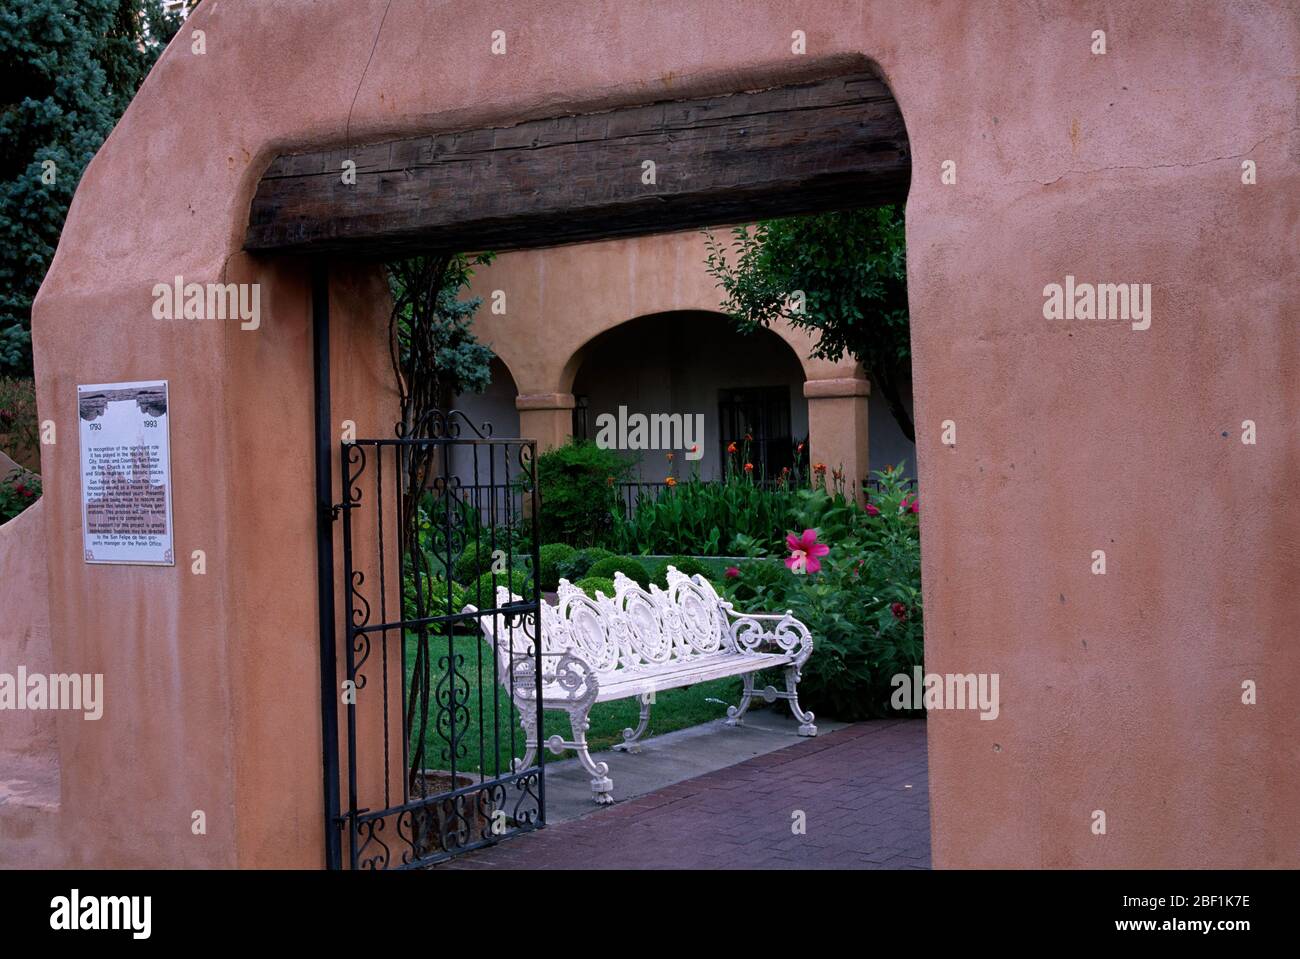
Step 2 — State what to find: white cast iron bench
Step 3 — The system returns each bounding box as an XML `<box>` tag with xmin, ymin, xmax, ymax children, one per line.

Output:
<box><xmin>466</xmin><ymin>566</ymin><xmax>817</xmax><ymax>804</ymax></box>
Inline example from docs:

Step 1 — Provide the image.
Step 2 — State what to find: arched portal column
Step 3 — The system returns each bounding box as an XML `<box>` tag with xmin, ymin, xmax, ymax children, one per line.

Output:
<box><xmin>515</xmin><ymin>391</ymin><xmax>575</xmax><ymax>452</ymax></box>
<box><xmin>804</xmin><ymin>375</ymin><xmax>871</xmax><ymax>502</ymax></box>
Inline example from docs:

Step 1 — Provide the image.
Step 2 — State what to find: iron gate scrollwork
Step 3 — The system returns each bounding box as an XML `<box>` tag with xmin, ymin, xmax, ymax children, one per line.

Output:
<box><xmin>335</xmin><ymin>411</ymin><xmax>545</xmax><ymax>868</ymax></box>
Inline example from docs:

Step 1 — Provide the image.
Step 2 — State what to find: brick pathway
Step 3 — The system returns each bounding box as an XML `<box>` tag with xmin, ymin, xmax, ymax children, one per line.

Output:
<box><xmin>439</xmin><ymin>719</ymin><xmax>930</xmax><ymax>869</ymax></box>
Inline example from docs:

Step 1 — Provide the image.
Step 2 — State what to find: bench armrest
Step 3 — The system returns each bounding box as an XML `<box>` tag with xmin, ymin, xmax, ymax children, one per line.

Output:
<box><xmin>721</xmin><ymin>602</ymin><xmax>814</xmax><ymax>667</ymax></box>
<box><xmin>501</xmin><ymin>649</ymin><xmax>601</xmax><ymax>710</ymax></box>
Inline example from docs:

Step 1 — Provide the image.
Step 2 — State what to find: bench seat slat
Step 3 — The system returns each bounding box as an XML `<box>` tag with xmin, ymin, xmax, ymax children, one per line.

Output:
<box><xmin>591</xmin><ymin>650</ymin><xmax>794</xmax><ymax>703</ymax></box>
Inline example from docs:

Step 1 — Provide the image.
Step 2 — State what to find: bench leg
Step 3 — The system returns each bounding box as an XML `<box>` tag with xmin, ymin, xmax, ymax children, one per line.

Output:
<box><xmin>510</xmin><ymin>712</ymin><xmax>538</xmax><ymax>773</ymax></box>
<box><xmin>786</xmin><ymin>666</ymin><xmax>817</xmax><ymax>736</ymax></box>
<box><xmin>725</xmin><ymin>673</ymin><xmax>755</xmax><ymax>727</ymax></box>
<box><xmin>613</xmin><ymin>694</ymin><xmax>652</xmax><ymax>753</ymax></box>
<box><xmin>570</xmin><ymin>709</ymin><xmax>614</xmax><ymax>804</ymax></box>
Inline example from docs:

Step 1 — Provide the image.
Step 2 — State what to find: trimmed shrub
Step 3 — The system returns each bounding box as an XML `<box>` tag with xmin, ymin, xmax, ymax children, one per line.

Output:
<box><xmin>574</xmin><ymin>576</ymin><xmax>616</xmax><ymax>598</ymax></box>
<box><xmin>587</xmin><ymin>555</ymin><xmax>651</xmax><ymax>589</ymax></box>
<box><xmin>534</xmin><ymin>440</ymin><xmax>633</xmax><ymax>546</ymax></box>
<box><xmin>453</xmin><ymin>542</ymin><xmax>493</xmax><ymax>584</ymax></box>
<box><xmin>555</xmin><ymin>546</ymin><xmax>615</xmax><ymax>584</ymax></box>
<box><xmin>535</xmin><ymin>543</ymin><xmax>577</xmax><ymax>591</ymax></box>
<box><xmin>468</xmin><ymin>568</ymin><xmax>533</xmax><ymax>606</ymax></box>
<box><xmin>664</xmin><ymin>555</ymin><xmax>712</xmax><ymax>582</ymax></box>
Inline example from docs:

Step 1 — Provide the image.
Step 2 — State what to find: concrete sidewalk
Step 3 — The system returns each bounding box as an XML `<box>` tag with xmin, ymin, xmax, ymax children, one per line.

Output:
<box><xmin>542</xmin><ymin>708</ymin><xmax>849</xmax><ymax>823</ymax></box>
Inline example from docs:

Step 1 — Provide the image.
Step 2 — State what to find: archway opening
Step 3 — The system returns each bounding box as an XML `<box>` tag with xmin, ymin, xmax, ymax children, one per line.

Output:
<box><xmin>245</xmin><ymin>62</ymin><xmax>919</xmax><ymax>869</ymax></box>
<box><xmin>569</xmin><ymin>310</ymin><xmax>807</xmax><ymax>483</ymax></box>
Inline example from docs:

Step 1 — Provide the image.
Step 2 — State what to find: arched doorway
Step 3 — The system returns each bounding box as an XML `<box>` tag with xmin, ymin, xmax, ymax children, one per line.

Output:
<box><xmin>570</xmin><ymin>310</ymin><xmax>808</xmax><ymax>482</ymax></box>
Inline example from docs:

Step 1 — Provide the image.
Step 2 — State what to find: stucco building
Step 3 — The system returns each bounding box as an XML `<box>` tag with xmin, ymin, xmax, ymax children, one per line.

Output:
<box><xmin>454</xmin><ymin>229</ymin><xmax>915</xmax><ymax>488</ymax></box>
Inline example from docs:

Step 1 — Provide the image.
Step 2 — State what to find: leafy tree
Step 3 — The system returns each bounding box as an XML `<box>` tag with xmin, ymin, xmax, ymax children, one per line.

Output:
<box><xmin>387</xmin><ymin>252</ymin><xmax>498</xmax><ymax>789</ymax></box>
<box><xmin>0</xmin><ymin>0</ymin><xmax>187</xmax><ymax>375</ymax></box>
<box><xmin>705</xmin><ymin>206</ymin><xmax>914</xmax><ymax>441</ymax></box>
<box><xmin>386</xmin><ymin>253</ymin><xmax>497</xmax><ymax>431</ymax></box>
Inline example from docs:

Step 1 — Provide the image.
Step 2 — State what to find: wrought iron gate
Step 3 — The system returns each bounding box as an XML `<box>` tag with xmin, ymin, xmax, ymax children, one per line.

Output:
<box><xmin>331</xmin><ymin>412</ymin><xmax>545</xmax><ymax>868</ymax></box>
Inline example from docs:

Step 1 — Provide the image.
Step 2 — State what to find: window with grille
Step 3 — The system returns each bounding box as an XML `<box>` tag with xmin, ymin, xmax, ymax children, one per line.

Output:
<box><xmin>717</xmin><ymin>386</ymin><xmax>793</xmax><ymax>480</ymax></box>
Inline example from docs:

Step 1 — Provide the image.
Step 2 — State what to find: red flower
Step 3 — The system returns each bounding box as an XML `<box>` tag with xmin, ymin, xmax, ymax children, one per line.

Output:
<box><xmin>891</xmin><ymin>602</ymin><xmax>908</xmax><ymax>621</ymax></box>
<box><xmin>784</xmin><ymin>529</ymin><xmax>830</xmax><ymax>575</ymax></box>
<box><xmin>813</xmin><ymin>463</ymin><xmax>826</xmax><ymax>474</ymax></box>
<box><xmin>743</xmin><ymin>462</ymin><xmax>754</xmax><ymax>473</ymax></box>
<box><xmin>866</xmin><ymin>503</ymin><xmax>880</xmax><ymax>517</ymax></box>
<box><xmin>726</xmin><ymin>442</ymin><xmax>737</xmax><ymax>454</ymax></box>
<box><xmin>724</xmin><ymin>566</ymin><xmax>740</xmax><ymax>579</ymax></box>
<box><xmin>665</xmin><ymin>476</ymin><xmax>677</xmax><ymax>487</ymax></box>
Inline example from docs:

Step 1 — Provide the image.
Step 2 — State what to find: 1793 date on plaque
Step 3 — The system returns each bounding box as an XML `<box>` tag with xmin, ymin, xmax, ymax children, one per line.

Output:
<box><xmin>78</xmin><ymin>380</ymin><xmax>175</xmax><ymax>566</ymax></box>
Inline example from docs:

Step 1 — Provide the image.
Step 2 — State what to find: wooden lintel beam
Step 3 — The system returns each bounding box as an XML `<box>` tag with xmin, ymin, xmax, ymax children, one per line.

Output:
<box><xmin>244</xmin><ymin>73</ymin><xmax>910</xmax><ymax>258</ymax></box>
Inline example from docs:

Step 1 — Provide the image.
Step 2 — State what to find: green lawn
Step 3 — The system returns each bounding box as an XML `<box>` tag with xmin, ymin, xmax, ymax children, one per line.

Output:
<box><xmin>404</xmin><ymin>631</ymin><xmax>742</xmax><ymax>777</ymax></box>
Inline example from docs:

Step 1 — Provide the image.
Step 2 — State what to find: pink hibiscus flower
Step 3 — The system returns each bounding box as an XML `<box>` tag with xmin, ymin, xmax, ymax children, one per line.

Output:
<box><xmin>785</xmin><ymin>529</ymin><xmax>830</xmax><ymax>575</ymax></box>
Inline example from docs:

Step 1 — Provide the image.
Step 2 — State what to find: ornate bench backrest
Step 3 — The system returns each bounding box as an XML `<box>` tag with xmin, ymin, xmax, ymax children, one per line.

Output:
<box><xmin>470</xmin><ymin>567</ymin><xmax>734</xmax><ymax>685</ymax></box>
<box><xmin>548</xmin><ymin>566</ymin><xmax>732</xmax><ymax>678</ymax></box>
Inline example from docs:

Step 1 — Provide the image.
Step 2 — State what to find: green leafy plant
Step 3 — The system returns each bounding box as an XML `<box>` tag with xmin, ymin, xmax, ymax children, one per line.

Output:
<box><xmin>612</xmin><ymin>449</ymin><xmax>865</xmax><ymax>558</ymax></box>
<box><xmin>0</xmin><ymin>467</ymin><xmax>40</xmax><ymax>523</ymax></box>
<box><xmin>587</xmin><ymin>555</ymin><xmax>651</xmax><ymax>589</ymax></box>
<box><xmin>720</xmin><ymin>464</ymin><xmax>922</xmax><ymax>719</ymax></box>
<box><xmin>535</xmin><ymin>543</ymin><xmax>577</xmax><ymax>591</ymax></box>
<box><xmin>533</xmin><ymin>440</ymin><xmax>632</xmax><ymax>547</ymax></box>
<box><xmin>402</xmin><ymin>577</ymin><xmax>467</xmax><ymax>632</ymax></box>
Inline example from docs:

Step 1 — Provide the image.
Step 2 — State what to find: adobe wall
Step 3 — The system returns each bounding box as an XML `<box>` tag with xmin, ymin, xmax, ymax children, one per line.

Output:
<box><xmin>17</xmin><ymin>0</ymin><xmax>1299</xmax><ymax>867</ymax></box>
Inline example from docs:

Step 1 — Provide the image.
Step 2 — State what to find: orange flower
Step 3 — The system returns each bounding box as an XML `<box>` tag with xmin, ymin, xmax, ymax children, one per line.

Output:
<box><xmin>726</xmin><ymin>441</ymin><xmax>737</xmax><ymax>454</ymax></box>
<box><xmin>743</xmin><ymin>462</ymin><xmax>754</xmax><ymax>472</ymax></box>
<box><xmin>813</xmin><ymin>463</ymin><xmax>827</xmax><ymax>474</ymax></box>
<box><xmin>666</xmin><ymin>452</ymin><xmax>674</xmax><ymax>461</ymax></box>
<box><xmin>796</xmin><ymin>442</ymin><xmax>805</xmax><ymax>454</ymax></box>
<box><xmin>665</xmin><ymin>476</ymin><xmax>677</xmax><ymax>487</ymax></box>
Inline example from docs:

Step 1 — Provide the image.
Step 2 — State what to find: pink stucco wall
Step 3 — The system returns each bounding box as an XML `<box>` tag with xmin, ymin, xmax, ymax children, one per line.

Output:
<box><xmin>13</xmin><ymin>0</ymin><xmax>1300</xmax><ymax>867</ymax></box>
<box><xmin>0</xmin><ymin>501</ymin><xmax>63</xmax><ymax>867</ymax></box>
